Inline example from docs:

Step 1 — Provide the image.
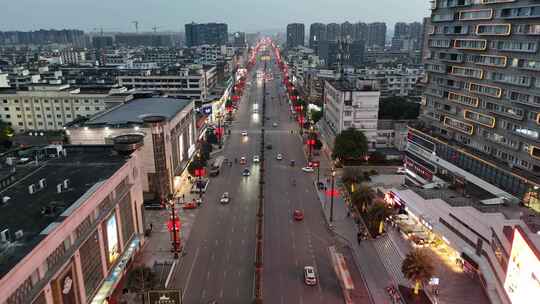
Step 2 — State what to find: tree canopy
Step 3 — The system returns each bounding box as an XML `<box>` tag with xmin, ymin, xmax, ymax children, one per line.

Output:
<box><xmin>378</xmin><ymin>96</ymin><xmax>420</xmax><ymax>120</ymax></box>
<box><xmin>310</xmin><ymin>109</ymin><xmax>323</xmax><ymax>124</ymax></box>
<box><xmin>401</xmin><ymin>249</ymin><xmax>435</xmax><ymax>294</ymax></box>
<box><xmin>332</xmin><ymin>128</ymin><xmax>368</xmax><ymax>160</ymax></box>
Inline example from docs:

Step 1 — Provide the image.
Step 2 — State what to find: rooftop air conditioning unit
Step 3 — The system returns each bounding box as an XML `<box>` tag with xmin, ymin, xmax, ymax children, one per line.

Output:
<box><xmin>39</xmin><ymin>178</ymin><xmax>46</xmax><ymax>189</ymax></box>
<box><xmin>14</xmin><ymin>230</ymin><xmax>23</xmax><ymax>240</ymax></box>
<box><xmin>0</xmin><ymin>229</ymin><xmax>9</xmax><ymax>243</ymax></box>
<box><xmin>2</xmin><ymin>196</ymin><xmax>10</xmax><ymax>204</ymax></box>
<box><xmin>63</xmin><ymin>179</ymin><xmax>69</xmax><ymax>189</ymax></box>
<box><xmin>28</xmin><ymin>184</ymin><xmax>36</xmax><ymax>194</ymax></box>
<box><xmin>57</xmin><ymin>184</ymin><xmax>63</xmax><ymax>193</ymax></box>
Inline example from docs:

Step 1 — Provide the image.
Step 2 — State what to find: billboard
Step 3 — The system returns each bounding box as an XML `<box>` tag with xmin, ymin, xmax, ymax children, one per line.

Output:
<box><xmin>106</xmin><ymin>214</ymin><xmax>120</xmax><ymax>264</ymax></box>
<box><xmin>504</xmin><ymin>227</ymin><xmax>540</xmax><ymax>303</ymax></box>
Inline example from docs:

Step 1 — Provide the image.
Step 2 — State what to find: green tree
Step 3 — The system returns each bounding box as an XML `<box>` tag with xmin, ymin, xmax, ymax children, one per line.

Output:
<box><xmin>351</xmin><ymin>185</ymin><xmax>374</xmax><ymax>213</ymax></box>
<box><xmin>378</xmin><ymin>96</ymin><xmax>420</xmax><ymax>120</ymax></box>
<box><xmin>401</xmin><ymin>249</ymin><xmax>435</xmax><ymax>295</ymax></box>
<box><xmin>206</xmin><ymin>129</ymin><xmax>218</xmax><ymax>144</ymax></box>
<box><xmin>126</xmin><ymin>266</ymin><xmax>156</xmax><ymax>293</ymax></box>
<box><xmin>332</xmin><ymin>128</ymin><xmax>368</xmax><ymax>161</ymax></box>
<box><xmin>310</xmin><ymin>109</ymin><xmax>323</xmax><ymax>124</ymax></box>
<box><xmin>365</xmin><ymin>202</ymin><xmax>393</xmax><ymax>234</ymax></box>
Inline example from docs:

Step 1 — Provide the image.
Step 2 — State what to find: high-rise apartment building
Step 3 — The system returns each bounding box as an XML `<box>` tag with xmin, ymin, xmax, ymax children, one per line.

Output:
<box><xmin>185</xmin><ymin>22</ymin><xmax>228</xmax><ymax>47</ymax></box>
<box><xmin>410</xmin><ymin>0</ymin><xmax>540</xmax><ymax>210</ymax></box>
<box><xmin>286</xmin><ymin>23</ymin><xmax>305</xmax><ymax>49</ymax></box>
<box><xmin>309</xmin><ymin>23</ymin><xmax>327</xmax><ymax>53</ymax></box>
<box><xmin>232</xmin><ymin>31</ymin><xmax>247</xmax><ymax>47</ymax></box>
<box><xmin>354</xmin><ymin>22</ymin><xmax>369</xmax><ymax>42</ymax></box>
<box><xmin>341</xmin><ymin>21</ymin><xmax>355</xmax><ymax>41</ymax></box>
<box><xmin>326</xmin><ymin>23</ymin><xmax>341</xmax><ymax>42</ymax></box>
<box><xmin>367</xmin><ymin>22</ymin><xmax>387</xmax><ymax>49</ymax></box>
<box><xmin>394</xmin><ymin>22</ymin><xmax>410</xmax><ymax>39</ymax></box>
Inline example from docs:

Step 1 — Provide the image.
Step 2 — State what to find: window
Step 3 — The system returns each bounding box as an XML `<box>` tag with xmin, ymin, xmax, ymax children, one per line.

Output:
<box><xmin>485</xmin><ymin>102</ymin><xmax>523</xmax><ymax>119</ymax></box>
<box><xmin>468</xmin><ymin>83</ymin><xmax>502</xmax><ymax>97</ymax></box>
<box><xmin>464</xmin><ymin>110</ymin><xmax>496</xmax><ymax>128</ymax></box>
<box><xmin>3</xmin><ymin>107</ymin><xmax>8</xmax><ymax>111</ymax></box>
<box><xmin>454</xmin><ymin>39</ymin><xmax>487</xmax><ymax>50</ymax></box>
<box><xmin>56</xmin><ymin>114</ymin><xmax>61</xmax><ymax>118</ymax></box>
<box><xmin>66</xmin><ymin>114</ymin><xmax>71</xmax><ymax>118</ymax></box>
<box><xmin>481</xmin><ymin>0</ymin><xmax>515</xmax><ymax>3</ymax></box>
<box><xmin>95</xmin><ymin>107</ymin><xmax>100</xmax><ymax>111</ymax></box>
<box><xmin>18</xmin><ymin>122</ymin><xmax>23</xmax><ymax>126</ymax></box>
<box><xmin>432</xmin><ymin>13</ymin><xmax>454</xmax><ymax>22</ymax></box>
<box><xmin>459</xmin><ymin>9</ymin><xmax>493</xmax><ymax>20</ymax></box>
<box><xmin>514</xmin><ymin>24</ymin><xmax>540</xmax><ymax>35</ymax></box>
<box><xmin>448</xmin><ymin>91</ymin><xmax>479</xmax><ymax>107</ymax></box>
<box><xmin>426</xmin><ymin>63</ymin><xmax>446</xmax><ymax>73</ymax></box>
<box><xmin>511</xmin><ymin>58</ymin><xmax>540</xmax><ymax>71</ymax></box>
<box><xmin>85</xmin><ymin>107</ymin><xmax>90</xmax><ymax>111</ymax></box>
<box><xmin>466</xmin><ymin>54</ymin><xmax>507</xmax><ymax>67</ymax></box>
<box><xmin>429</xmin><ymin>39</ymin><xmax>452</xmax><ymax>48</ymax></box>
<box><xmin>15</xmin><ymin>107</ymin><xmax>20</xmax><ymax>111</ymax></box>
<box><xmin>438</xmin><ymin>52</ymin><xmax>464</xmax><ymax>62</ymax></box>
<box><xmin>500</xmin><ymin>6</ymin><xmax>540</xmax><ymax>19</ymax></box>
<box><xmin>432</xmin><ymin>25</ymin><xmax>469</xmax><ymax>35</ymax></box>
<box><xmin>491</xmin><ymin>40</ymin><xmax>538</xmax><ymax>52</ymax></box>
<box><xmin>476</xmin><ymin>24</ymin><xmax>511</xmax><ymax>36</ymax></box>
<box><xmin>489</xmin><ymin>72</ymin><xmax>531</xmax><ymax>87</ymax></box>
<box><xmin>443</xmin><ymin>116</ymin><xmax>474</xmax><ymax>134</ymax></box>
<box><xmin>451</xmin><ymin>66</ymin><xmax>484</xmax><ymax>79</ymax></box>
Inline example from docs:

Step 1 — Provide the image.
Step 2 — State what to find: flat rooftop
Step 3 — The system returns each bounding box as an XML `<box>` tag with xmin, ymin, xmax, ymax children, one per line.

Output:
<box><xmin>327</xmin><ymin>79</ymin><xmax>379</xmax><ymax>92</ymax></box>
<box><xmin>0</xmin><ymin>145</ymin><xmax>127</xmax><ymax>278</ymax></box>
<box><xmin>84</xmin><ymin>97</ymin><xmax>191</xmax><ymax>126</ymax></box>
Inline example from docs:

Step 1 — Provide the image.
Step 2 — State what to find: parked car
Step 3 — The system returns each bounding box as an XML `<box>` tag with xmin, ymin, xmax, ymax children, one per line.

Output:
<box><xmin>396</xmin><ymin>167</ymin><xmax>407</xmax><ymax>174</ymax></box>
<box><xmin>240</xmin><ymin>156</ymin><xmax>247</xmax><ymax>165</ymax></box>
<box><xmin>243</xmin><ymin>168</ymin><xmax>251</xmax><ymax>176</ymax></box>
<box><xmin>241</xmin><ymin>131</ymin><xmax>248</xmax><ymax>136</ymax></box>
<box><xmin>276</xmin><ymin>153</ymin><xmax>283</xmax><ymax>160</ymax></box>
<box><xmin>220</xmin><ymin>192</ymin><xmax>230</xmax><ymax>204</ymax></box>
<box><xmin>183</xmin><ymin>202</ymin><xmax>197</xmax><ymax>209</ymax></box>
<box><xmin>302</xmin><ymin>166</ymin><xmax>314</xmax><ymax>173</ymax></box>
<box><xmin>253</xmin><ymin>155</ymin><xmax>260</xmax><ymax>163</ymax></box>
<box><xmin>304</xmin><ymin>266</ymin><xmax>317</xmax><ymax>285</ymax></box>
<box><xmin>293</xmin><ymin>209</ymin><xmax>304</xmax><ymax>221</ymax></box>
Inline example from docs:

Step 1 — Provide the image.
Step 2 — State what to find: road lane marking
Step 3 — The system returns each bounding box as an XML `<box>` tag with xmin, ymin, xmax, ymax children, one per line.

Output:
<box><xmin>224</xmin><ymin>270</ymin><xmax>228</xmax><ymax>278</ymax></box>
<box><xmin>207</xmin><ymin>271</ymin><xmax>211</xmax><ymax>280</ymax></box>
<box><xmin>201</xmin><ymin>289</ymin><xmax>206</xmax><ymax>299</ymax></box>
<box><xmin>211</xmin><ymin>253</ymin><xmax>215</xmax><ymax>261</ymax></box>
<box><xmin>182</xmin><ymin>247</ymin><xmax>200</xmax><ymax>301</ymax></box>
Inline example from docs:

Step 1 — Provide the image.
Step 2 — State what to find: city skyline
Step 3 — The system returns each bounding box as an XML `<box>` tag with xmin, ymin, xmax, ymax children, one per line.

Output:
<box><xmin>0</xmin><ymin>0</ymin><xmax>429</xmax><ymax>32</ymax></box>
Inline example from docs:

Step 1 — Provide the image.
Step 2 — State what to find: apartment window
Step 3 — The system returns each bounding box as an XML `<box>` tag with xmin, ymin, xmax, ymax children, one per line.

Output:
<box><xmin>453</xmin><ymin>39</ymin><xmax>487</xmax><ymax>50</ymax></box>
<box><xmin>2</xmin><ymin>100</ymin><xmax>6</xmax><ymax>104</ymax></box>
<box><xmin>443</xmin><ymin>116</ymin><xmax>474</xmax><ymax>135</ymax></box>
<box><xmin>426</xmin><ymin>63</ymin><xmax>446</xmax><ymax>73</ymax></box>
<box><xmin>15</xmin><ymin>107</ymin><xmax>20</xmax><ymax>111</ymax></box>
<box><xmin>54</xmin><ymin>100</ymin><xmax>59</xmax><ymax>103</ymax></box>
<box><xmin>45</xmin><ymin>107</ymin><xmax>50</xmax><ymax>111</ymax></box>
<box><xmin>511</xmin><ymin>58</ymin><xmax>540</xmax><ymax>71</ymax></box>
<box><xmin>18</xmin><ymin>122</ymin><xmax>23</xmax><ymax>126</ymax></box>
<box><xmin>43</xmin><ymin>100</ymin><xmax>48</xmax><ymax>103</ymax></box>
<box><xmin>476</xmin><ymin>24</ymin><xmax>511</xmax><ymax>36</ymax></box>
<box><xmin>432</xmin><ymin>13</ymin><xmax>454</xmax><ymax>22</ymax></box>
<box><xmin>84</xmin><ymin>100</ymin><xmax>89</xmax><ymax>103</ymax></box>
<box><xmin>56</xmin><ymin>114</ymin><xmax>61</xmax><ymax>118</ymax></box>
<box><xmin>459</xmin><ymin>9</ymin><xmax>493</xmax><ymax>20</ymax></box>
<box><xmin>48</xmin><ymin>122</ymin><xmax>53</xmax><ymax>126</ymax></box>
<box><xmin>466</xmin><ymin>54</ymin><xmax>507</xmax><ymax>67</ymax></box>
<box><xmin>438</xmin><ymin>52</ymin><xmax>464</xmax><ymax>62</ymax></box>
<box><xmin>429</xmin><ymin>39</ymin><xmax>452</xmax><ymax>48</ymax></box>
<box><xmin>464</xmin><ymin>110</ymin><xmax>496</xmax><ymax>128</ymax></box>
<box><xmin>485</xmin><ymin>102</ymin><xmax>523</xmax><ymax>119</ymax></box>
<box><xmin>3</xmin><ymin>107</ymin><xmax>8</xmax><ymax>111</ymax></box>
<box><xmin>38</xmin><ymin>122</ymin><xmax>43</xmax><ymax>126</ymax></box>
<box><xmin>46</xmin><ymin>114</ymin><xmax>52</xmax><ymax>118</ymax></box>
<box><xmin>95</xmin><ymin>107</ymin><xmax>100</xmax><ymax>111</ymax></box>
<box><xmin>36</xmin><ymin>114</ymin><xmax>41</xmax><ymax>118</ymax></box>
<box><xmin>491</xmin><ymin>40</ymin><xmax>538</xmax><ymax>52</ymax></box>
<box><xmin>451</xmin><ymin>66</ymin><xmax>484</xmax><ymax>79</ymax></box>
<box><xmin>5</xmin><ymin>115</ymin><xmax>10</xmax><ymax>119</ymax></box>
<box><xmin>489</xmin><ymin>72</ymin><xmax>531</xmax><ymax>87</ymax></box>
<box><xmin>94</xmin><ymin>100</ymin><xmax>100</xmax><ymax>103</ymax></box>
<box><xmin>17</xmin><ymin>114</ymin><xmax>21</xmax><ymax>118</ymax></box>
<box><xmin>514</xmin><ymin>24</ymin><xmax>540</xmax><ymax>35</ymax></box>
<box><xmin>509</xmin><ymin>91</ymin><xmax>540</xmax><ymax>107</ymax></box>
<box><xmin>66</xmin><ymin>114</ymin><xmax>72</xmax><ymax>118</ymax></box>
<box><xmin>14</xmin><ymin>100</ymin><xmax>18</xmax><ymax>103</ymax></box>
<box><xmin>481</xmin><ymin>0</ymin><xmax>515</xmax><ymax>3</ymax></box>
<box><xmin>85</xmin><ymin>107</ymin><xmax>90</xmax><ymax>111</ymax></box>
<box><xmin>55</xmin><ymin>107</ymin><xmax>60</xmax><ymax>111</ymax></box>
<box><xmin>468</xmin><ymin>83</ymin><xmax>502</xmax><ymax>97</ymax></box>
<box><xmin>448</xmin><ymin>91</ymin><xmax>479</xmax><ymax>107</ymax></box>
<box><xmin>65</xmin><ymin>107</ymin><xmax>70</xmax><ymax>111</ymax></box>
<box><xmin>500</xmin><ymin>6</ymin><xmax>540</xmax><ymax>19</ymax></box>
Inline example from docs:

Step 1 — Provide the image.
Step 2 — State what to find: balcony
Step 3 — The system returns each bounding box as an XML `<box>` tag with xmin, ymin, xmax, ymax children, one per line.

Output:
<box><xmin>444</xmin><ymin>116</ymin><xmax>474</xmax><ymax>135</ymax></box>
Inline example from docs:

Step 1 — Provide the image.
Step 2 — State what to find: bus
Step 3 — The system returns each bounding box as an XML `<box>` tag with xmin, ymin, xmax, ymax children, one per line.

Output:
<box><xmin>209</xmin><ymin>156</ymin><xmax>225</xmax><ymax>177</ymax></box>
<box><xmin>253</xmin><ymin>103</ymin><xmax>259</xmax><ymax>113</ymax></box>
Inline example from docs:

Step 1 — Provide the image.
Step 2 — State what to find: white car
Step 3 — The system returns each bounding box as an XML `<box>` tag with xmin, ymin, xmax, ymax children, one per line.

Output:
<box><xmin>276</xmin><ymin>153</ymin><xmax>283</xmax><ymax>160</ymax></box>
<box><xmin>304</xmin><ymin>266</ymin><xmax>317</xmax><ymax>286</ymax></box>
<box><xmin>302</xmin><ymin>167</ymin><xmax>314</xmax><ymax>173</ymax></box>
<box><xmin>272</xmin><ymin>122</ymin><xmax>278</xmax><ymax>127</ymax></box>
<box><xmin>220</xmin><ymin>192</ymin><xmax>230</xmax><ymax>204</ymax></box>
<box><xmin>241</xmin><ymin>131</ymin><xmax>248</xmax><ymax>136</ymax></box>
<box><xmin>396</xmin><ymin>167</ymin><xmax>407</xmax><ymax>174</ymax></box>
<box><xmin>253</xmin><ymin>155</ymin><xmax>260</xmax><ymax>163</ymax></box>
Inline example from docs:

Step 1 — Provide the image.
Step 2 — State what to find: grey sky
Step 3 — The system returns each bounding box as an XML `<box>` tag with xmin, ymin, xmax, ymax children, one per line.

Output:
<box><xmin>1</xmin><ymin>0</ymin><xmax>430</xmax><ymax>32</ymax></box>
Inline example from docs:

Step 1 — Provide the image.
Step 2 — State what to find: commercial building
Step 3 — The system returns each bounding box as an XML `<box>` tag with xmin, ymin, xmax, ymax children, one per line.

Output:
<box><xmin>412</xmin><ymin>0</ymin><xmax>540</xmax><ymax>207</ymax></box>
<box><xmin>185</xmin><ymin>23</ymin><xmax>228</xmax><ymax>47</ymax></box>
<box><xmin>114</xmin><ymin>33</ymin><xmax>175</xmax><ymax>47</ymax></box>
<box><xmin>117</xmin><ymin>65</ymin><xmax>217</xmax><ymax>102</ymax></box>
<box><xmin>353</xmin><ymin>22</ymin><xmax>368</xmax><ymax>42</ymax></box>
<box><xmin>0</xmin><ymin>143</ymin><xmax>146</xmax><ymax>304</ymax></box>
<box><xmin>367</xmin><ymin>22</ymin><xmax>387</xmax><ymax>49</ymax></box>
<box><xmin>285</xmin><ymin>46</ymin><xmax>321</xmax><ymax>84</ymax></box>
<box><xmin>67</xmin><ymin>97</ymin><xmax>196</xmax><ymax>201</ymax></box>
<box><xmin>0</xmin><ymin>84</ymin><xmax>133</xmax><ymax>133</ymax></box>
<box><xmin>286</xmin><ymin>23</ymin><xmax>305</xmax><ymax>49</ymax></box>
<box><xmin>321</xmin><ymin>79</ymin><xmax>380</xmax><ymax>150</ymax></box>
<box><xmin>341</xmin><ymin>22</ymin><xmax>355</xmax><ymax>41</ymax></box>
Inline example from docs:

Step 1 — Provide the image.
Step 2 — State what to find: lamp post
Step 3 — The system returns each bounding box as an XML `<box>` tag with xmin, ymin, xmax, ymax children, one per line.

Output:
<box><xmin>195</xmin><ymin>152</ymin><xmax>204</xmax><ymax>200</ymax></box>
<box><xmin>167</xmin><ymin>195</ymin><xmax>181</xmax><ymax>259</ymax></box>
<box><xmin>330</xmin><ymin>168</ymin><xmax>336</xmax><ymax>222</ymax></box>
<box><xmin>216</xmin><ymin>112</ymin><xmax>223</xmax><ymax>149</ymax></box>
<box><xmin>308</xmin><ymin>126</ymin><xmax>314</xmax><ymax>161</ymax></box>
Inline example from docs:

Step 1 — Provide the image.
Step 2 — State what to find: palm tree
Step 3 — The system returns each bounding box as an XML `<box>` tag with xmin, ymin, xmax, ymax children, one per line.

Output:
<box><xmin>351</xmin><ymin>185</ymin><xmax>373</xmax><ymax>213</ymax></box>
<box><xmin>366</xmin><ymin>202</ymin><xmax>393</xmax><ymax>234</ymax></box>
<box><xmin>401</xmin><ymin>249</ymin><xmax>435</xmax><ymax>295</ymax></box>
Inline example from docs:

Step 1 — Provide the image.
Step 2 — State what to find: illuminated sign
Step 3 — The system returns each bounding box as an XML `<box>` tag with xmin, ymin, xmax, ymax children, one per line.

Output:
<box><xmin>504</xmin><ymin>228</ymin><xmax>540</xmax><ymax>303</ymax></box>
<box><xmin>106</xmin><ymin>214</ymin><xmax>120</xmax><ymax>264</ymax></box>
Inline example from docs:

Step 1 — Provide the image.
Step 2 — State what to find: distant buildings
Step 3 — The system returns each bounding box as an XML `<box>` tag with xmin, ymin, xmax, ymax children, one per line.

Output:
<box><xmin>92</xmin><ymin>35</ymin><xmax>114</xmax><ymax>49</ymax></box>
<box><xmin>115</xmin><ymin>33</ymin><xmax>176</xmax><ymax>47</ymax></box>
<box><xmin>232</xmin><ymin>32</ymin><xmax>247</xmax><ymax>47</ymax></box>
<box><xmin>286</xmin><ymin>23</ymin><xmax>305</xmax><ymax>49</ymax></box>
<box><xmin>0</xmin><ymin>29</ymin><xmax>86</xmax><ymax>46</ymax></box>
<box><xmin>185</xmin><ymin>22</ymin><xmax>228</xmax><ymax>47</ymax></box>
<box><xmin>309</xmin><ymin>23</ymin><xmax>327</xmax><ymax>53</ymax></box>
<box><xmin>326</xmin><ymin>23</ymin><xmax>341</xmax><ymax>42</ymax></box>
<box><xmin>367</xmin><ymin>22</ymin><xmax>387</xmax><ymax>49</ymax></box>
<box><xmin>391</xmin><ymin>22</ymin><xmax>423</xmax><ymax>51</ymax></box>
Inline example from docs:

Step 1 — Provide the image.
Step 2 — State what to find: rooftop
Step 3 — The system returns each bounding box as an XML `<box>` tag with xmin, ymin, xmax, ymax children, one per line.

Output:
<box><xmin>0</xmin><ymin>145</ymin><xmax>127</xmax><ymax>277</ymax></box>
<box><xmin>83</xmin><ymin>97</ymin><xmax>191</xmax><ymax>126</ymax></box>
<box><xmin>327</xmin><ymin>79</ymin><xmax>379</xmax><ymax>92</ymax></box>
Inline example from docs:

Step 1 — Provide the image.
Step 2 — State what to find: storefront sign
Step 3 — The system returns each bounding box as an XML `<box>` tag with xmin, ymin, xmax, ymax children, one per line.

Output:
<box><xmin>504</xmin><ymin>228</ymin><xmax>540</xmax><ymax>303</ymax></box>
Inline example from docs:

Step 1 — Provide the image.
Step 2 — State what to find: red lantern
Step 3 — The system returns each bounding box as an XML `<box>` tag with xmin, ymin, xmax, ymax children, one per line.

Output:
<box><xmin>232</xmin><ymin>95</ymin><xmax>240</xmax><ymax>102</ymax></box>
<box><xmin>195</xmin><ymin>168</ymin><xmax>206</xmax><ymax>177</ymax></box>
<box><xmin>307</xmin><ymin>139</ymin><xmax>316</xmax><ymax>146</ymax></box>
<box><xmin>226</xmin><ymin>106</ymin><xmax>233</xmax><ymax>113</ymax></box>
<box><xmin>167</xmin><ymin>218</ymin><xmax>181</xmax><ymax>232</ymax></box>
<box><xmin>325</xmin><ymin>189</ymin><xmax>339</xmax><ymax>197</ymax></box>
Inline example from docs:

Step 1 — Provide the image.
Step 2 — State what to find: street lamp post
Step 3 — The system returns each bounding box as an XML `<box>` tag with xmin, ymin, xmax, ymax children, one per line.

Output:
<box><xmin>217</xmin><ymin>112</ymin><xmax>223</xmax><ymax>149</ymax></box>
<box><xmin>168</xmin><ymin>195</ymin><xmax>180</xmax><ymax>259</ymax></box>
<box><xmin>330</xmin><ymin>168</ymin><xmax>336</xmax><ymax>222</ymax></box>
<box><xmin>308</xmin><ymin>126</ymin><xmax>314</xmax><ymax>162</ymax></box>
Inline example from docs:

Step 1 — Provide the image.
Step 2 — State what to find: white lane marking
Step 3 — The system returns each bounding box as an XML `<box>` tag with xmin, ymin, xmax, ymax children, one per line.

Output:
<box><xmin>220</xmin><ymin>289</ymin><xmax>224</xmax><ymax>298</ymax></box>
<box><xmin>224</xmin><ymin>270</ymin><xmax>228</xmax><ymax>278</ymax></box>
<box><xmin>182</xmin><ymin>247</ymin><xmax>200</xmax><ymax>301</ymax></box>
<box><xmin>211</xmin><ymin>253</ymin><xmax>215</xmax><ymax>261</ymax></box>
<box><xmin>201</xmin><ymin>289</ymin><xmax>206</xmax><ymax>299</ymax></box>
<box><xmin>207</xmin><ymin>271</ymin><xmax>211</xmax><ymax>280</ymax></box>
<box><xmin>236</xmin><ymin>288</ymin><xmax>240</xmax><ymax>297</ymax></box>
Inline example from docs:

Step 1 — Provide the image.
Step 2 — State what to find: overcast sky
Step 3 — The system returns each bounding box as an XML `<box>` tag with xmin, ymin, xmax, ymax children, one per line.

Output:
<box><xmin>1</xmin><ymin>0</ymin><xmax>430</xmax><ymax>32</ymax></box>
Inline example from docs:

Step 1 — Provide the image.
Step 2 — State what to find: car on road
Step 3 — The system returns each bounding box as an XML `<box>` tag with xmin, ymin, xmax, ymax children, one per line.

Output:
<box><xmin>276</xmin><ymin>153</ymin><xmax>283</xmax><ymax>160</ymax></box>
<box><xmin>301</xmin><ymin>166</ymin><xmax>314</xmax><ymax>173</ymax></box>
<box><xmin>304</xmin><ymin>266</ymin><xmax>317</xmax><ymax>286</ymax></box>
<box><xmin>240</xmin><ymin>156</ymin><xmax>247</xmax><ymax>165</ymax></box>
<box><xmin>241</xmin><ymin>130</ymin><xmax>248</xmax><ymax>136</ymax></box>
<box><xmin>190</xmin><ymin>179</ymin><xmax>209</xmax><ymax>193</ymax></box>
<box><xmin>253</xmin><ymin>155</ymin><xmax>260</xmax><ymax>163</ymax></box>
<box><xmin>220</xmin><ymin>192</ymin><xmax>230</xmax><ymax>204</ymax></box>
<box><xmin>396</xmin><ymin>167</ymin><xmax>407</xmax><ymax>174</ymax></box>
<box><xmin>317</xmin><ymin>182</ymin><xmax>325</xmax><ymax>190</ymax></box>
<box><xmin>266</xmin><ymin>144</ymin><xmax>273</xmax><ymax>150</ymax></box>
<box><xmin>242</xmin><ymin>168</ymin><xmax>251</xmax><ymax>176</ymax></box>
<box><xmin>293</xmin><ymin>209</ymin><xmax>304</xmax><ymax>221</ymax></box>
<box><xmin>272</xmin><ymin>122</ymin><xmax>278</xmax><ymax>127</ymax></box>
<box><xmin>143</xmin><ymin>200</ymin><xmax>164</xmax><ymax>210</ymax></box>
<box><xmin>183</xmin><ymin>202</ymin><xmax>197</xmax><ymax>209</ymax></box>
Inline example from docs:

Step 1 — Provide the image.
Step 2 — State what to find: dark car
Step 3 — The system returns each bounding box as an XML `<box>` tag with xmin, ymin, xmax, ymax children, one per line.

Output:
<box><xmin>143</xmin><ymin>200</ymin><xmax>164</xmax><ymax>210</ymax></box>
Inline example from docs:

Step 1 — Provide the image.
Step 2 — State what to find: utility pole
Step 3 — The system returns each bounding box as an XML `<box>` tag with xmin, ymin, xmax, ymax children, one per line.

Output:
<box><xmin>132</xmin><ymin>21</ymin><xmax>139</xmax><ymax>33</ymax></box>
<box><xmin>330</xmin><ymin>168</ymin><xmax>336</xmax><ymax>222</ymax></box>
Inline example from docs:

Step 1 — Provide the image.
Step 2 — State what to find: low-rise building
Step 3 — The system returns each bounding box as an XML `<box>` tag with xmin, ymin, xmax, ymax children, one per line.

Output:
<box><xmin>67</xmin><ymin>97</ymin><xmax>196</xmax><ymax>201</ymax></box>
<box><xmin>355</xmin><ymin>66</ymin><xmax>424</xmax><ymax>99</ymax></box>
<box><xmin>376</xmin><ymin>119</ymin><xmax>410</xmax><ymax>151</ymax></box>
<box><xmin>0</xmin><ymin>143</ymin><xmax>146</xmax><ymax>304</ymax></box>
<box><xmin>321</xmin><ymin>79</ymin><xmax>380</xmax><ymax>150</ymax></box>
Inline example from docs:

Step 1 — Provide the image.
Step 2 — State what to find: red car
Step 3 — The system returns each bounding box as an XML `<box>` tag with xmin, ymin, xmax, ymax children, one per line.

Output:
<box><xmin>183</xmin><ymin>202</ymin><xmax>197</xmax><ymax>209</ymax></box>
<box><xmin>293</xmin><ymin>209</ymin><xmax>304</xmax><ymax>221</ymax></box>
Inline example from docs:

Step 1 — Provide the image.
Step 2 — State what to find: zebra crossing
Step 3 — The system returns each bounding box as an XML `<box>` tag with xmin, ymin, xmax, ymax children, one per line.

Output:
<box><xmin>372</xmin><ymin>236</ymin><xmax>408</xmax><ymax>286</ymax></box>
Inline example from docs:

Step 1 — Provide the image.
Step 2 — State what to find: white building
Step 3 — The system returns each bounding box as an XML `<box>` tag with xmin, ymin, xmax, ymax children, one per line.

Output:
<box><xmin>59</xmin><ymin>49</ymin><xmax>87</xmax><ymax>65</ymax></box>
<box><xmin>322</xmin><ymin>79</ymin><xmax>380</xmax><ymax>149</ymax></box>
<box><xmin>286</xmin><ymin>46</ymin><xmax>321</xmax><ymax>85</ymax></box>
<box><xmin>355</xmin><ymin>66</ymin><xmax>423</xmax><ymax>98</ymax></box>
<box><xmin>0</xmin><ymin>84</ymin><xmax>132</xmax><ymax>133</ymax></box>
<box><xmin>0</xmin><ymin>71</ymin><xmax>8</xmax><ymax>88</ymax></box>
<box><xmin>376</xmin><ymin>120</ymin><xmax>410</xmax><ymax>151</ymax></box>
<box><xmin>67</xmin><ymin>97</ymin><xmax>197</xmax><ymax>199</ymax></box>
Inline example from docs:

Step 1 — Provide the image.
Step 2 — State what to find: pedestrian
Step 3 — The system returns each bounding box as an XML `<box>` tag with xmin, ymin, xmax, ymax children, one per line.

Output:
<box><xmin>182</xmin><ymin>194</ymin><xmax>185</xmax><ymax>201</ymax></box>
<box><xmin>149</xmin><ymin>223</ymin><xmax>153</xmax><ymax>231</ymax></box>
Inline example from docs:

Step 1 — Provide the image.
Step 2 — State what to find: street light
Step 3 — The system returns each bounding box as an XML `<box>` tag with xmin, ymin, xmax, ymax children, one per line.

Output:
<box><xmin>166</xmin><ymin>195</ymin><xmax>181</xmax><ymax>259</ymax></box>
<box><xmin>330</xmin><ymin>168</ymin><xmax>336</xmax><ymax>222</ymax></box>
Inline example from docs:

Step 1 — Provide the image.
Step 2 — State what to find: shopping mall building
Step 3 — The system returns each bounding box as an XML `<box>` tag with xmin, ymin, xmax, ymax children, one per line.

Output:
<box><xmin>0</xmin><ymin>142</ymin><xmax>146</xmax><ymax>304</ymax></box>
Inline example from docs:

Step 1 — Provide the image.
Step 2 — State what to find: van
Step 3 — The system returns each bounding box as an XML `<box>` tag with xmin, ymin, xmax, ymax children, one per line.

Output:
<box><xmin>209</xmin><ymin>156</ymin><xmax>225</xmax><ymax>177</ymax></box>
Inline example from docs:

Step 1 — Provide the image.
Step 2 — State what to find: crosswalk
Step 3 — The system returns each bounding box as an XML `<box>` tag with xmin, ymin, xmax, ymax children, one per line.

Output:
<box><xmin>372</xmin><ymin>236</ymin><xmax>408</xmax><ymax>286</ymax></box>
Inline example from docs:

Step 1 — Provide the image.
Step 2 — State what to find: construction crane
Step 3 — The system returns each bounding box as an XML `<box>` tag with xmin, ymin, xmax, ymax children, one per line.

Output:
<box><xmin>132</xmin><ymin>21</ymin><xmax>139</xmax><ymax>33</ymax></box>
<box><xmin>152</xmin><ymin>26</ymin><xmax>162</xmax><ymax>33</ymax></box>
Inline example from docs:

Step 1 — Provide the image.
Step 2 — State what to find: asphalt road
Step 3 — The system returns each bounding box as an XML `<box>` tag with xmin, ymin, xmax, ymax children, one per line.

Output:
<box><xmin>172</xmin><ymin>46</ymin><xmax>344</xmax><ymax>304</ymax></box>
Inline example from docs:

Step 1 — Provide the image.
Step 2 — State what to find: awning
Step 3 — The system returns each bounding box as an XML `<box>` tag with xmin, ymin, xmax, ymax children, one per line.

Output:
<box><xmin>461</xmin><ymin>251</ymin><xmax>479</xmax><ymax>270</ymax></box>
